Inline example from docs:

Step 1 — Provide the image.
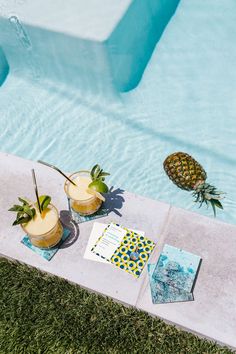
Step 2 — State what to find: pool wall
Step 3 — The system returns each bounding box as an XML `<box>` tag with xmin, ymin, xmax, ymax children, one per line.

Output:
<box><xmin>107</xmin><ymin>0</ymin><xmax>180</xmax><ymax>92</ymax></box>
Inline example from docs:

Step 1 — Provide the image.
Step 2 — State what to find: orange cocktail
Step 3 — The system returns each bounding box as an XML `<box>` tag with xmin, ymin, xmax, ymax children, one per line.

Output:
<box><xmin>64</xmin><ymin>170</ymin><xmax>102</xmax><ymax>216</ymax></box>
<box><xmin>21</xmin><ymin>204</ymin><xmax>63</xmax><ymax>248</ymax></box>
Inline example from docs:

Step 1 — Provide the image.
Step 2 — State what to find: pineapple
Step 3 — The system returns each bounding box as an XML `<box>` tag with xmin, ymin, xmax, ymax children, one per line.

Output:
<box><xmin>163</xmin><ymin>152</ymin><xmax>224</xmax><ymax>216</ymax></box>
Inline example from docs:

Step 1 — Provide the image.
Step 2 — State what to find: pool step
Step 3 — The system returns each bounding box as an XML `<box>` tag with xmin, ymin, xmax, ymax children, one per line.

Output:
<box><xmin>0</xmin><ymin>0</ymin><xmax>180</xmax><ymax>94</ymax></box>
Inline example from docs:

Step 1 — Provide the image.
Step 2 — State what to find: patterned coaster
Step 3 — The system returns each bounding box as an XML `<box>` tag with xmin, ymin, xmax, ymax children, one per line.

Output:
<box><xmin>21</xmin><ymin>228</ymin><xmax>71</xmax><ymax>261</ymax></box>
<box><xmin>70</xmin><ymin>206</ymin><xmax>108</xmax><ymax>224</ymax></box>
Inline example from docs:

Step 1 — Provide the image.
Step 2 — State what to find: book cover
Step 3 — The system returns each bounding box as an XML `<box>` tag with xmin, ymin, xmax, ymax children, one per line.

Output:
<box><xmin>148</xmin><ymin>264</ymin><xmax>193</xmax><ymax>304</ymax></box>
<box><xmin>152</xmin><ymin>244</ymin><xmax>201</xmax><ymax>293</ymax></box>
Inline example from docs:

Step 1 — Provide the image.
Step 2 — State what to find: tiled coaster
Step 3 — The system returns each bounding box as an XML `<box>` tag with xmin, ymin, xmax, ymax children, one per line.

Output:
<box><xmin>70</xmin><ymin>206</ymin><xmax>108</xmax><ymax>224</ymax></box>
<box><xmin>21</xmin><ymin>228</ymin><xmax>71</xmax><ymax>261</ymax></box>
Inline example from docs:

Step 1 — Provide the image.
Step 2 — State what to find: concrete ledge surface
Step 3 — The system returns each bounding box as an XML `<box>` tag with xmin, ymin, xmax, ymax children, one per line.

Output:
<box><xmin>0</xmin><ymin>151</ymin><xmax>236</xmax><ymax>350</ymax></box>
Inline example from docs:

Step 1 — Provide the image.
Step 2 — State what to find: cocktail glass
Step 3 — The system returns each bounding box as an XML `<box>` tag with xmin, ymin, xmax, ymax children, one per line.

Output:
<box><xmin>64</xmin><ymin>170</ymin><xmax>102</xmax><ymax>221</ymax></box>
<box><xmin>21</xmin><ymin>203</ymin><xmax>63</xmax><ymax>248</ymax></box>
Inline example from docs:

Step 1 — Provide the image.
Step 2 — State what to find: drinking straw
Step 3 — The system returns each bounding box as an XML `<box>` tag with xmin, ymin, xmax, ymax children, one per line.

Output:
<box><xmin>31</xmin><ymin>169</ymin><xmax>42</xmax><ymax>214</ymax></box>
<box><xmin>38</xmin><ymin>160</ymin><xmax>76</xmax><ymax>186</ymax></box>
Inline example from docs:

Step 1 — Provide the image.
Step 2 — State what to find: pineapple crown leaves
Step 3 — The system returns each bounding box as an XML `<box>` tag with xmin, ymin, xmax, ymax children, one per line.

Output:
<box><xmin>192</xmin><ymin>183</ymin><xmax>225</xmax><ymax>217</ymax></box>
<box><xmin>9</xmin><ymin>195</ymin><xmax>51</xmax><ymax>226</ymax></box>
<box><xmin>90</xmin><ymin>164</ymin><xmax>110</xmax><ymax>182</ymax></box>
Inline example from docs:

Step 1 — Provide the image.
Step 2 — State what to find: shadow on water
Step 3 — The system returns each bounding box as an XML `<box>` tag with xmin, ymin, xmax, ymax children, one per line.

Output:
<box><xmin>52</xmin><ymin>82</ymin><xmax>236</xmax><ymax>168</ymax></box>
<box><xmin>103</xmin><ymin>187</ymin><xmax>125</xmax><ymax>217</ymax></box>
<box><xmin>0</xmin><ymin>46</ymin><xmax>9</xmax><ymax>86</ymax></box>
<box><xmin>25</xmin><ymin>73</ymin><xmax>236</xmax><ymax>169</ymax></box>
<box><xmin>59</xmin><ymin>210</ymin><xmax>80</xmax><ymax>249</ymax></box>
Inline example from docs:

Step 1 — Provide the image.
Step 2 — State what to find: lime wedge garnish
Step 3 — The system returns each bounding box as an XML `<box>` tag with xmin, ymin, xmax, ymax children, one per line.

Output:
<box><xmin>86</xmin><ymin>189</ymin><xmax>105</xmax><ymax>202</ymax></box>
<box><xmin>88</xmin><ymin>180</ymin><xmax>109</xmax><ymax>193</ymax></box>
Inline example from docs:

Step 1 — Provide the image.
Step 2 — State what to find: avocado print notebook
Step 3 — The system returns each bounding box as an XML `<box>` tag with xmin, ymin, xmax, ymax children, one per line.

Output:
<box><xmin>91</xmin><ymin>223</ymin><xmax>155</xmax><ymax>278</ymax></box>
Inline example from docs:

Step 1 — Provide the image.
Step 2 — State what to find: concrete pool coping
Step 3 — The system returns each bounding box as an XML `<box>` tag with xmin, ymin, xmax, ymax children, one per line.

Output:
<box><xmin>0</xmin><ymin>151</ymin><xmax>236</xmax><ymax>350</ymax></box>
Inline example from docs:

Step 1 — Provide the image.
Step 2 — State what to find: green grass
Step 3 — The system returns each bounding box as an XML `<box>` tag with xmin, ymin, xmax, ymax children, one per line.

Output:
<box><xmin>0</xmin><ymin>258</ymin><xmax>233</xmax><ymax>354</ymax></box>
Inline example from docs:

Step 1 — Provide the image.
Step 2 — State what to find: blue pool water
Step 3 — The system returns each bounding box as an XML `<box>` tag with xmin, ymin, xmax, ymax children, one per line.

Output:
<box><xmin>1</xmin><ymin>0</ymin><xmax>236</xmax><ymax>225</ymax></box>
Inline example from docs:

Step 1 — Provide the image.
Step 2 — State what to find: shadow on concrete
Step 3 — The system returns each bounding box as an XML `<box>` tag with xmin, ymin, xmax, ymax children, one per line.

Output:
<box><xmin>59</xmin><ymin>210</ymin><xmax>80</xmax><ymax>248</ymax></box>
<box><xmin>192</xmin><ymin>258</ymin><xmax>203</xmax><ymax>300</ymax></box>
<box><xmin>103</xmin><ymin>187</ymin><xmax>125</xmax><ymax>217</ymax></box>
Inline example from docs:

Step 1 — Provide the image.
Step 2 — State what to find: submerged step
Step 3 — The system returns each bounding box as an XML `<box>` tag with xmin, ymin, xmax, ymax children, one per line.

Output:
<box><xmin>0</xmin><ymin>0</ymin><xmax>180</xmax><ymax>93</ymax></box>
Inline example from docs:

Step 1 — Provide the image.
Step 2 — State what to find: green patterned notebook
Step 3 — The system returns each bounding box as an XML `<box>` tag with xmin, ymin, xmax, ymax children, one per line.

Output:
<box><xmin>91</xmin><ymin>223</ymin><xmax>155</xmax><ymax>278</ymax></box>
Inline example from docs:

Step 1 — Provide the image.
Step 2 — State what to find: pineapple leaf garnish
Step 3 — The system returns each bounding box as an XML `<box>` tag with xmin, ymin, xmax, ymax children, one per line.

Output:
<box><xmin>9</xmin><ymin>195</ymin><xmax>51</xmax><ymax>226</ymax></box>
<box><xmin>89</xmin><ymin>164</ymin><xmax>110</xmax><ymax>194</ymax></box>
<box><xmin>90</xmin><ymin>164</ymin><xmax>110</xmax><ymax>182</ymax></box>
<box><xmin>9</xmin><ymin>199</ymin><xmax>36</xmax><ymax>226</ymax></box>
<box><xmin>18</xmin><ymin>197</ymin><xmax>29</xmax><ymax>204</ymax></box>
<box><xmin>13</xmin><ymin>216</ymin><xmax>32</xmax><ymax>226</ymax></box>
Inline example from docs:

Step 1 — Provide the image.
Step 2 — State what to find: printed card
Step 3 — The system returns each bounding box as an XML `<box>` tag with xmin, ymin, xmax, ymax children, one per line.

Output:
<box><xmin>83</xmin><ymin>222</ymin><xmax>145</xmax><ymax>263</ymax></box>
<box><xmin>92</xmin><ymin>223</ymin><xmax>155</xmax><ymax>278</ymax></box>
<box><xmin>91</xmin><ymin>223</ymin><xmax>126</xmax><ymax>261</ymax></box>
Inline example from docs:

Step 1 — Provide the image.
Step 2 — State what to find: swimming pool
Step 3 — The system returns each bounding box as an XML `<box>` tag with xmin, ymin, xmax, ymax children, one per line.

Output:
<box><xmin>1</xmin><ymin>0</ymin><xmax>236</xmax><ymax>225</ymax></box>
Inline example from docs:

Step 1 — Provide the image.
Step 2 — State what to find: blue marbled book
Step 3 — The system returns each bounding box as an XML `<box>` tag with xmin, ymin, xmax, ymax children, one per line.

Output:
<box><xmin>152</xmin><ymin>244</ymin><xmax>201</xmax><ymax>293</ymax></box>
<box><xmin>148</xmin><ymin>264</ymin><xmax>193</xmax><ymax>304</ymax></box>
<box><xmin>148</xmin><ymin>244</ymin><xmax>201</xmax><ymax>304</ymax></box>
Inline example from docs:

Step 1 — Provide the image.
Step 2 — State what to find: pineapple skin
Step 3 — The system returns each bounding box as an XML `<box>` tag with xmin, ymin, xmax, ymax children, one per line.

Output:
<box><xmin>163</xmin><ymin>152</ymin><xmax>207</xmax><ymax>191</ymax></box>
